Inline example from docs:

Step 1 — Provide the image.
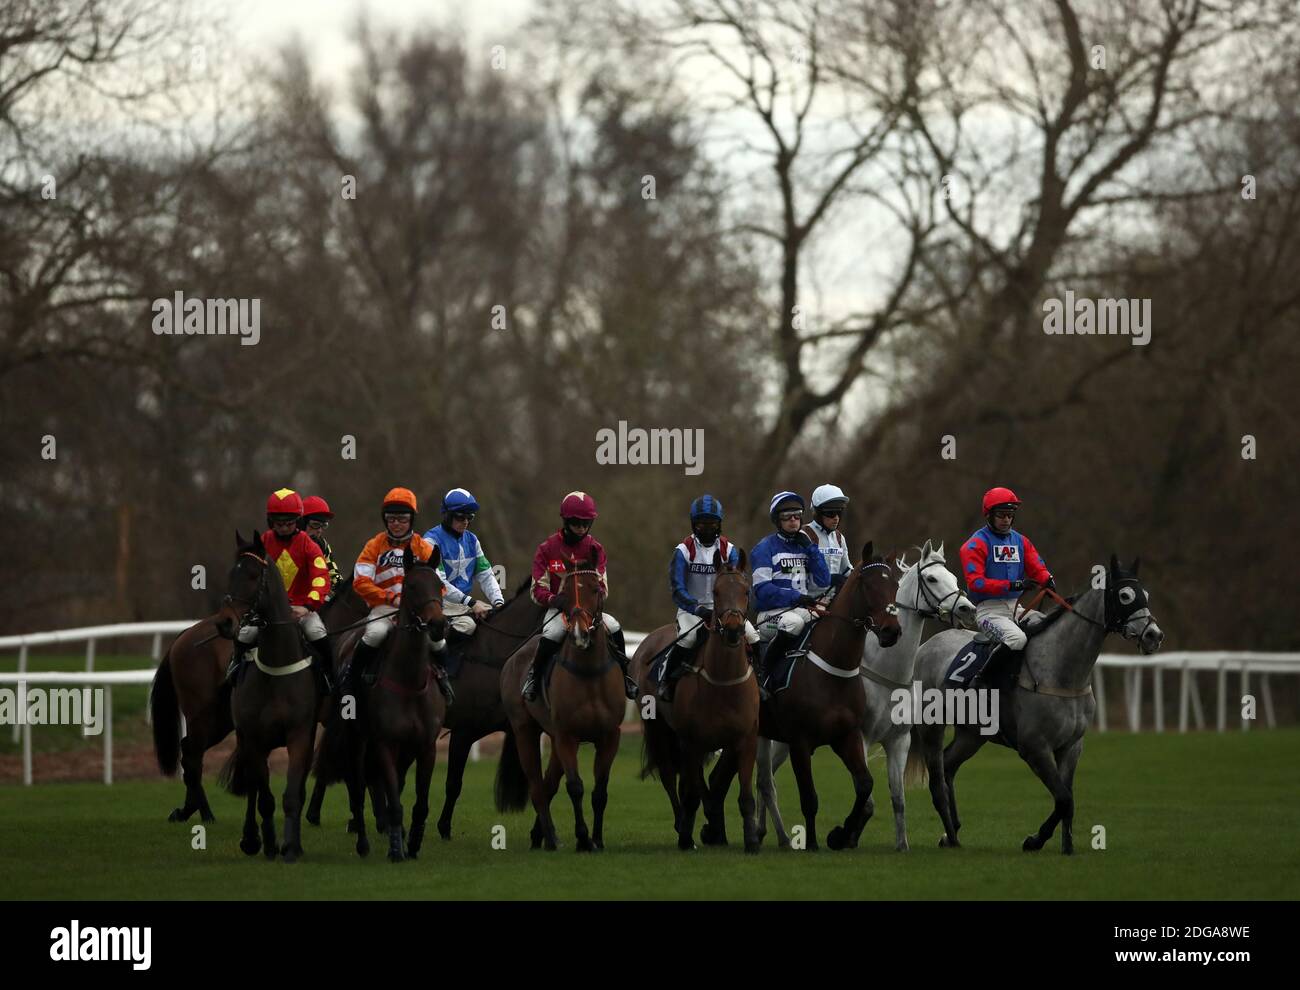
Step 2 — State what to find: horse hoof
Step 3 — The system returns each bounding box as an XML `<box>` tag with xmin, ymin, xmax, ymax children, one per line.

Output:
<box><xmin>406</xmin><ymin>848</ymin><xmax>419</xmax><ymax>860</ymax></box>
<box><xmin>1062</xmin><ymin>845</ymin><xmax>1074</xmax><ymax>856</ymax></box>
<box><xmin>305</xmin><ymin>812</ymin><xmax>320</xmax><ymax>827</ymax></box>
<box><xmin>388</xmin><ymin>850</ymin><xmax>405</xmax><ymax>863</ymax></box>
<box><xmin>896</xmin><ymin>841</ymin><xmax>910</xmax><ymax>852</ymax></box>
<box><xmin>438</xmin><ymin>821</ymin><xmax>452</xmax><ymax>840</ymax></box>
<box><xmin>700</xmin><ymin>825</ymin><xmax>727</xmax><ymax>847</ymax></box>
<box><xmin>346</xmin><ymin>818</ymin><xmax>359</xmax><ymax>834</ymax></box>
<box><xmin>778</xmin><ymin>836</ymin><xmax>791</xmax><ymax>850</ymax></box>
<box><xmin>744</xmin><ymin>841</ymin><xmax>761</xmax><ymax>855</ymax></box>
<box><xmin>678</xmin><ymin>835</ymin><xmax>697</xmax><ymax>851</ymax></box>
<box><xmin>167</xmin><ymin>808</ymin><xmax>189</xmax><ymax>823</ymax></box>
<box><xmin>282</xmin><ymin>847</ymin><xmax>299</xmax><ymax>864</ymax></box>
<box><xmin>1022</xmin><ymin>835</ymin><xmax>1043</xmax><ymax>852</ymax></box>
<box><xmin>356</xmin><ymin>837</ymin><xmax>370</xmax><ymax>858</ymax></box>
<box><xmin>239</xmin><ymin>836</ymin><xmax>260</xmax><ymax>856</ymax></box>
<box><xmin>576</xmin><ymin>837</ymin><xmax>594</xmax><ymax>853</ymax></box>
<box><xmin>200</xmin><ymin>810</ymin><xmax>216</xmax><ymax>824</ymax></box>
<box><xmin>826</xmin><ymin>826</ymin><xmax>847</xmax><ymax>851</ymax></box>
<box><xmin>264</xmin><ymin>844</ymin><xmax>277</xmax><ymax>861</ymax></box>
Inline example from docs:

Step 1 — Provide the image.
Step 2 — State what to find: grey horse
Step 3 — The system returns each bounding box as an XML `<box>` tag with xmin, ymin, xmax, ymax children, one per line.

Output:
<box><xmin>909</xmin><ymin>555</ymin><xmax>1163</xmax><ymax>854</ymax></box>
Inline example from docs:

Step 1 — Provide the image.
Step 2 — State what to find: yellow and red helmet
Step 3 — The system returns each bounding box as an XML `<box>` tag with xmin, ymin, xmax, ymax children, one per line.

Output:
<box><xmin>266</xmin><ymin>488</ymin><xmax>303</xmax><ymax>517</ymax></box>
<box><xmin>382</xmin><ymin>487</ymin><xmax>418</xmax><ymax>515</ymax></box>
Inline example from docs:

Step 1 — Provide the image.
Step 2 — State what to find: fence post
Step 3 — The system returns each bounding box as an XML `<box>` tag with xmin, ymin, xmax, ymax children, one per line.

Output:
<box><xmin>85</xmin><ymin>638</ymin><xmax>95</xmax><ymax>673</ymax></box>
<box><xmin>12</xmin><ymin>644</ymin><xmax>26</xmax><ymax>743</ymax></box>
<box><xmin>1261</xmin><ymin>673</ymin><xmax>1276</xmax><ymax>728</ymax></box>
<box><xmin>1178</xmin><ymin>661</ymin><xmax>1190</xmax><ymax>733</ymax></box>
<box><xmin>1154</xmin><ymin>664</ymin><xmax>1163</xmax><ymax>733</ymax></box>
<box><xmin>151</xmin><ymin>632</ymin><xmax>162</xmax><ymax>663</ymax></box>
<box><xmin>1093</xmin><ymin>667</ymin><xmax>1107</xmax><ymax>732</ymax></box>
<box><xmin>1216</xmin><ymin>659</ymin><xmax>1227</xmax><ymax>732</ymax></box>
<box><xmin>1240</xmin><ymin>663</ymin><xmax>1250</xmax><ymax>732</ymax></box>
<box><xmin>22</xmin><ymin>721</ymin><xmax>32</xmax><ymax>786</ymax></box>
<box><xmin>103</xmin><ymin>686</ymin><xmax>113</xmax><ymax>785</ymax></box>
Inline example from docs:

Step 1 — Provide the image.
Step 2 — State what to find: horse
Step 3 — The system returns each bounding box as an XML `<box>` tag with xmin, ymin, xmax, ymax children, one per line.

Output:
<box><xmin>304</xmin><ymin>577</ymin><xmax>545</xmax><ymax>838</ymax></box>
<box><xmin>216</xmin><ymin>530</ymin><xmax>328</xmax><ymax>862</ymax></box>
<box><xmin>632</xmin><ymin>549</ymin><xmax>761</xmax><ymax>852</ymax></box>
<box><xmin>910</xmin><ymin>554</ymin><xmax>1164</xmax><ymax>854</ymax></box>
<box><xmin>150</xmin><ymin>547</ymin><xmax>360</xmax><ymax>825</ymax></box>
<box><xmin>496</xmin><ymin>554</ymin><xmax>623</xmax><ymax>852</ymax></box>
<box><xmin>319</xmin><ymin>545</ymin><xmax>448</xmax><ymax>861</ymax></box>
<box><xmin>757</xmin><ymin>540</ymin><xmax>976</xmax><ymax>851</ymax></box>
<box><xmin>701</xmin><ymin>542</ymin><xmax>902</xmax><ymax>852</ymax></box>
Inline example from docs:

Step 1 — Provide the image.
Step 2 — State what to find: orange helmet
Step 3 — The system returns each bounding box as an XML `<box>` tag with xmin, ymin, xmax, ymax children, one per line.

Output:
<box><xmin>382</xmin><ymin>487</ymin><xmax>418</xmax><ymax>515</ymax></box>
<box><xmin>266</xmin><ymin>488</ymin><xmax>303</xmax><ymax>516</ymax></box>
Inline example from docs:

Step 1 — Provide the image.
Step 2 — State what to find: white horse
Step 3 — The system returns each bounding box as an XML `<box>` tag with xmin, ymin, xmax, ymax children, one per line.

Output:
<box><xmin>756</xmin><ymin>540</ymin><xmax>976</xmax><ymax>851</ymax></box>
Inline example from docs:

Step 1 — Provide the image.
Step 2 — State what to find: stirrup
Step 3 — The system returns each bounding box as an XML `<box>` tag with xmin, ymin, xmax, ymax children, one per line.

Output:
<box><xmin>435</xmin><ymin>668</ymin><xmax>455</xmax><ymax>705</ymax></box>
<box><xmin>522</xmin><ymin>669</ymin><xmax>540</xmax><ymax>701</ymax></box>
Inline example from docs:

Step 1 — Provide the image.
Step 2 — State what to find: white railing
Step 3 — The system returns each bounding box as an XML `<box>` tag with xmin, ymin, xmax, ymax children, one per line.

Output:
<box><xmin>2</xmin><ymin>622</ymin><xmax>1296</xmax><ymax>785</ymax></box>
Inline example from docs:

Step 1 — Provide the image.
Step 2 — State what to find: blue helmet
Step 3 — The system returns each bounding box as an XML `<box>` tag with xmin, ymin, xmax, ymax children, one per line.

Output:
<box><xmin>689</xmin><ymin>494</ymin><xmax>723</xmax><ymax>521</ymax></box>
<box><xmin>769</xmin><ymin>490</ymin><xmax>804</xmax><ymax>524</ymax></box>
<box><xmin>442</xmin><ymin>488</ymin><xmax>480</xmax><ymax>514</ymax></box>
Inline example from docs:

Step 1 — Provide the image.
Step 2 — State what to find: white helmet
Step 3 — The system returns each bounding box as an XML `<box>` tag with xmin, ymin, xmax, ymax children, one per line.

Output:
<box><xmin>811</xmin><ymin>484</ymin><xmax>849</xmax><ymax>512</ymax></box>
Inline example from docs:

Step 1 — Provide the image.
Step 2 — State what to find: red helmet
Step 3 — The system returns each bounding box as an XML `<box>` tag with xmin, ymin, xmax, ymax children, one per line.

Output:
<box><xmin>560</xmin><ymin>491</ymin><xmax>598</xmax><ymax>521</ymax></box>
<box><xmin>266</xmin><ymin>488</ymin><xmax>303</xmax><ymax>516</ymax></box>
<box><xmin>382</xmin><ymin>487</ymin><xmax>418</xmax><ymax>514</ymax></box>
<box><xmin>982</xmin><ymin>486</ymin><xmax>1021</xmax><ymax>515</ymax></box>
<box><xmin>301</xmin><ymin>495</ymin><xmax>333</xmax><ymax>519</ymax></box>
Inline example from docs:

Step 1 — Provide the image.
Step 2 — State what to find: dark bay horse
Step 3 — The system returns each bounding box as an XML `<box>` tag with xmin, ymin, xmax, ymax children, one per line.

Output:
<box><xmin>702</xmin><ymin>543</ymin><xmax>902</xmax><ymax>851</ymax></box>
<box><xmin>910</xmin><ymin>556</ymin><xmax>1163</xmax><ymax>854</ymax></box>
<box><xmin>305</xmin><ymin>578</ymin><xmax>545</xmax><ymax>838</ymax></box>
<box><xmin>632</xmin><ymin>550</ymin><xmax>761</xmax><ymax>852</ymax></box>
<box><xmin>151</xmin><ymin>548</ymin><xmax>361</xmax><ymax>825</ymax></box>
<box><xmin>217</xmin><ymin>531</ymin><xmax>327</xmax><ymax>862</ymax></box>
<box><xmin>496</xmin><ymin>555</ymin><xmax>623</xmax><ymax>852</ymax></box>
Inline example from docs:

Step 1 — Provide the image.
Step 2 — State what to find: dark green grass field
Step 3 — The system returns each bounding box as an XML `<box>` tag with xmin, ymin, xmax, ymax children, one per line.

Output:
<box><xmin>1</xmin><ymin>723</ymin><xmax>1296</xmax><ymax>900</ymax></box>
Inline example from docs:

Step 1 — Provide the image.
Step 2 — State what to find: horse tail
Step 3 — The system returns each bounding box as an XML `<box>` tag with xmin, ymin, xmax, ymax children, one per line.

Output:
<box><xmin>493</xmin><ymin>726</ymin><xmax>529</xmax><ymax>813</ymax></box>
<box><xmin>149</xmin><ymin>652</ymin><xmax>182</xmax><ymax>776</ymax></box>
<box><xmin>312</xmin><ymin>707</ymin><xmax>349</xmax><ymax>785</ymax></box>
<box><xmin>904</xmin><ymin>726</ymin><xmax>928</xmax><ymax>787</ymax></box>
<box><xmin>639</xmin><ymin>726</ymin><xmax>659</xmax><ymax>781</ymax></box>
<box><xmin>217</xmin><ymin>743</ymin><xmax>250</xmax><ymax>796</ymax></box>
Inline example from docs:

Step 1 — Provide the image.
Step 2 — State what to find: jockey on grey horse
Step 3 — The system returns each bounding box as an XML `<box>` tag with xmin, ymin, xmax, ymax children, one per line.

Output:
<box><xmin>960</xmin><ymin>486</ymin><xmax>1055</xmax><ymax>683</ymax></box>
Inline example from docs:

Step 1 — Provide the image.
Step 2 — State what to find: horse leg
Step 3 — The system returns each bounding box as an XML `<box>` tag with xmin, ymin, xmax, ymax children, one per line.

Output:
<box><xmin>788</xmin><ymin>740</ymin><xmax>820</xmax><ymax>852</ymax></box>
<box><xmin>518</xmin><ymin>725</ymin><xmax>558</xmax><ymax>851</ymax></box>
<box><xmin>700</xmin><ymin>747</ymin><xmax>738</xmax><ymax>846</ymax></box>
<box><xmin>306</xmin><ymin>774</ymin><xmax>328</xmax><ymax>827</ymax></box>
<box><xmin>736</xmin><ymin>733</ymin><xmax>761</xmax><ymax>854</ymax></box>
<box><xmin>256</xmin><ymin>759</ymin><xmax>277</xmax><ymax>860</ymax></box>
<box><xmin>378</xmin><ymin>744</ymin><xmax>405</xmax><ymax>862</ymax></box>
<box><xmin>941</xmin><ymin>729</ymin><xmax>986</xmax><ymax>846</ymax></box>
<box><xmin>646</xmin><ymin>721</ymin><xmax>684</xmax><ymax>840</ymax></box>
<box><xmin>407</xmin><ymin>746</ymin><xmax>435</xmax><ymax>859</ymax></box>
<box><xmin>675</xmin><ymin>751</ymin><xmax>702</xmax><ymax>852</ymax></box>
<box><xmin>827</xmin><ymin>732</ymin><xmax>872</xmax><ymax>851</ymax></box>
<box><xmin>239</xmin><ymin>789</ymin><xmax>260</xmax><ymax>856</ymax></box>
<box><xmin>554</xmin><ymin>732</ymin><xmax>592</xmax><ymax>852</ymax></box>
<box><xmin>1056</xmin><ymin>738</ymin><xmax>1083</xmax><ymax>855</ymax></box>
<box><xmin>590</xmin><ymin>729</ymin><xmax>619</xmax><ymax>851</ymax></box>
<box><xmin>437</xmin><ymin>730</ymin><xmax>474</xmax><ymax>840</ymax></box>
<box><xmin>530</xmin><ymin>749</ymin><xmax>563</xmax><ymax>850</ymax></box>
<box><xmin>280</xmin><ymin>727</ymin><xmax>313</xmax><ymax>863</ymax></box>
<box><xmin>758</xmin><ymin>739</ymin><xmax>791</xmax><ymax>849</ymax></box>
<box><xmin>883</xmin><ymin>730</ymin><xmax>910</xmax><ymax>852</ymax></box>
<box><xmin>1019</xmin><ymin>742</ymin><xmax>1071</xmax><ymax>854</ymax></box>
<box><xmin>919</xmin><ymin>724</ymin><xmax>957</xmax><ymax>847</ymax></box>
<box><xmin>346</xmin><ymin>743</ymin><xmax>370</xmax><ymax>858</ymax></box>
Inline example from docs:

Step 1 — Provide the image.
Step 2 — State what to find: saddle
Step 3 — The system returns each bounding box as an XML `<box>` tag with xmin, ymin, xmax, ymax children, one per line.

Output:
<box><xmin>758</xmin><ymin>626</ymin><xmax>814</xmax><ymax>696</ymax></box>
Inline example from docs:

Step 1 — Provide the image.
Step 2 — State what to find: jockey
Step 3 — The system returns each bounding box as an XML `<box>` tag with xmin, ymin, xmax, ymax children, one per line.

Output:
<box><xmin>421</xmin><ymin>487</ymin><xmax>505</xmax><ymax>646</ymax></box>
<box><xmin>751</xmin><ymin>491</ymin><xmax>831</xmax><ymax>673</ymax></box>
<box><xmin>347</xmin><ymin>487</ymin><xmax>453</xmax><ymax>702</ymax></box>
<box><xmin>228</xmin><ymin>488</ymin><xmax>334</xmax><ymax>694</ymax></box>
<box><xmin>803</xmin><ymin>484</ymin><xmax>853</xmax><ymax>598</ymax></box>
<box><xmin>959</xmin><ymin>487</ymin><xmax>1055</xmax><ymax>682</ymax></box>
<box><xmin>658</xmin><ymin>494</ymin><xmax>760</xmax><ymax>701</ymax></box>
<box><xmin>300</xmin><ymin>495</ymin><xmax>341</xmax><ymax>601</ymax></box>
<box><xmin>521</xmin><ymin>491</ymin><xmax>637</xmax><ymax>702</ymax></box>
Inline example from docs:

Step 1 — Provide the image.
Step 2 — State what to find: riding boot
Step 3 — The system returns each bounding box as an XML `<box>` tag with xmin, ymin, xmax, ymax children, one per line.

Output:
<box><xmin>427</xmin><ymin>636</ymin><xmax>457</xmax><ymax>706</ymax></box>
<box><xmin>523</xmin><ymin>636</ymin><xmax>561</xmax><ymax>702</ymax></box>
<box><xmin>971</xmin><ymin>643</ymin><xmax>1017</xmax><ymax>690</ymax></box>
<box><xmin>657</xmin><ymin>641</ymin><xmax>696</xmax><ymax>702</ymax></box>
<box><xmin>307</xmin><ymin>636</ymin><xmax>335</xmax><ymax>696</ymax></box>
<box><xmin>224</xmin><ymin>636</ymin><xmax>253</xmax><ymax>685</ymax></box>
<box><xmin>347</xmin><ymin>639</ymin><xmax>381</xmax><ymax>692</ymax></box>
<box><xmin>759</xmin><ymin>629</ymin><xmax>803</xmax><ymax>693</ymax></box>
<box><xmin>607</xmin><ymin>628</ymin><xmax>638</xmax><ymax>700</ymax></box>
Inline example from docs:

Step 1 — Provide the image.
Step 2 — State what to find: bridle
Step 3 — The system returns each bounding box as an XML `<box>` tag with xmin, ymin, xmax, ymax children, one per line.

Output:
<box><xmin>708</xmin><ymin>568</ymin><xmax>751</xmax><ymax>642</ymax></box>
<box><xmin>896</xmin><ymin>555</ymin><xmax>967</xmax><ymax>626</ymax></box>
<box><xmin>555</xmin><ymin>567</ymin><xmax>604</xmax><ymax>632</ymax></box>
<box><xmin>395</xmin><ymin>563</ymin><xmax>445</xmax><ymax>634</ymax></box>
<box><xmin>1019</xmin><ymin>579</ymin><xmax>1156</xmax><ymax>642</ymax></box>
<box><xmin>817</xmin><ymin>560</ymin><xmax>900</xmax><ymax>634</ymax></box>
<box><xmin>222</xmin><ymin>550</ymin><xmax>296</xmax><ymax>630</ymax></box>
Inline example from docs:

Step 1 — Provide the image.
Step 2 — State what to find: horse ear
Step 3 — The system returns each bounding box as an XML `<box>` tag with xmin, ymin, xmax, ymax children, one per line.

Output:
<box><xmin>1110</xmin><ymin>553</ymin><xmax>1120</xmax><ymax>574</ymax></box>
<box><xmin>921</xmin><ymin>538</ymin><xmax>932</xmax><ymax>558</ymax></box>
<box><xmin>404</xmin><ymin>544</ymin><xmax>413</xmax><ymax>569</ymax></box>
<box><xmin>734</xmin><ymin>546</ymin><xmax>748</xmax><ymax>573</ymax></box>
<box><xmin>235</xmin><ymin>529</ymin><xmax>244</xmax><ymax>548</ymax></box>
<box><xmin>428</xmin><ymin>546</ymin><xmax>441</xmax><ymax>568</ymax></box>
<box><xmin>936</xmin><ymin>540</ymin><xmax>945</xmax><ymax>559</ymax></box>
<box><xmin>1130</xmin><ymin>555</ymin><xmax>1140</xmax><ymax>575</ymax></box>
<box><xmin>861</xmin><ymin>540</ymin><xmax>874</xmax><ymax>561</ymax></box>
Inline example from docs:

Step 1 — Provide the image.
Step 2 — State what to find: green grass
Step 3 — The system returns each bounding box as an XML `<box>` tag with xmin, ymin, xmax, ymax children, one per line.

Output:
<box><xmin>0</xmin><ymin>653</ymin><xmax>153</xmax><ymax>754</ymax></box>
<box><xmin>1</xmin><ymin>728</ymin><xmax>1296</xmax><ymax>899</ymax></box>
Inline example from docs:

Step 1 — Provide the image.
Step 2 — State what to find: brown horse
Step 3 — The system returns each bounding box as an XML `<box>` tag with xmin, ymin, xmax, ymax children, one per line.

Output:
<box><xmin>151</xmin><ymin>547</ymin><xmax>361</xmax><ymax>825</ymax></box>
<box><xmin>632</xmin><ymin>549</ymin><xmax>761</xmax><ymax>852</ymax></box>
<box><xmin>496</xmin><ymin>554</ymin><xmax>623</xmax><ymax>852</ymax></box>
<box><xmin>320</xmin><ymin>545</ymin><xmax>447</xmax><ymax>861</ymax></box>
<box><xmin>217</xmin><ymin>530</ymin><xmax>328</xmax><ymax>862</ymax></box>
<box><xmin>702</xmin><ymin>543</ymin><xmax>902</xmax><ymax>851</ymax></box>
